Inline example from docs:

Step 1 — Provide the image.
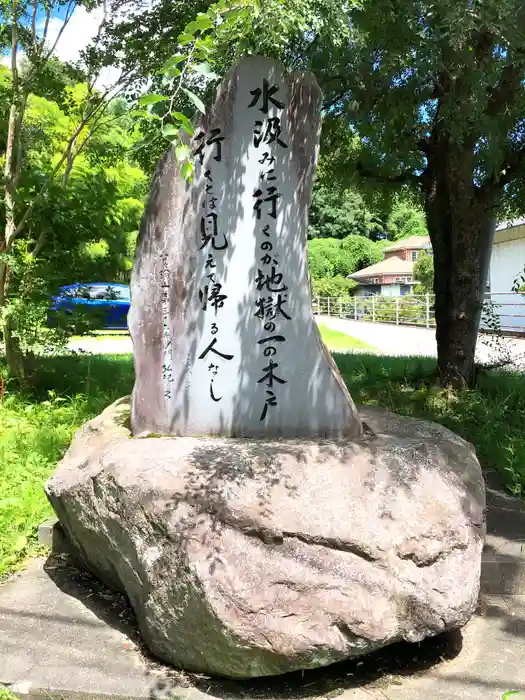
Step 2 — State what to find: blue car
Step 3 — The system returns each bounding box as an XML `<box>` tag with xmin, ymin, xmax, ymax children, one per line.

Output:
<box><xmin>51</xmin><ymin>283</ymin><xmax>131</xmax><ymax>330</ymax></box>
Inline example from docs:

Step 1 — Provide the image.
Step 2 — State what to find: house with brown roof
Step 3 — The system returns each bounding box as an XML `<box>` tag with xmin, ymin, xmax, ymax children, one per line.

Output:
<box><xmin>349</xmin><ymin>235</ymin><xmax>431</xmax><ymax>297</ymax></box>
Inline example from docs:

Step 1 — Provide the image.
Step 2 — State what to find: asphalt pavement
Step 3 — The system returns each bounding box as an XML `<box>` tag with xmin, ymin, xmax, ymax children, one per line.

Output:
<box><xmin>68</xmin><ymin>318</ymin><xmax>525</xmax><ymax>371</ymax></box>
<box><xmin>317</xmin><ymin>315</ymin><xmax>525</xmax><ymax>370</ymax></box>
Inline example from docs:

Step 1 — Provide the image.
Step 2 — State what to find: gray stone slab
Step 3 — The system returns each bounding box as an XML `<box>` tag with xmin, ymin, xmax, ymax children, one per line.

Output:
<box><xmin>484</xmin><ymin>534</ymin><xmax>525</xmax><ymax>556</ymax></box>
<box><xmin>129</xmin><ymin>56</ymin><xmax>361</xmax><ymax>440</ymax></box>
<box><xmin>480</xmin><ymin>484</ymin><xmax>525</xmax><ymax>596</ymax></box>
<box><xmin>354</xmin><ymin>595</ymin><xmax>525</xmax><ymax>700</ymax></box>
<box><xmin>36</xmin><ymin>519</ymin><xmax>54</xmax><ymax>547</ymax></box>
<box><xmin>2</xmin><ymin>555</ymin><xmax>525</xmax><ymax>700</ymax></box>
<box><xmin>481</xmin><ymin>558</ymin><xmax>525</xmax><ymax>594</ymax></box>
<box><xmin>0</xmin><ymin>557</ymin><xmax>158</xmax><ymax>699</ymax></box>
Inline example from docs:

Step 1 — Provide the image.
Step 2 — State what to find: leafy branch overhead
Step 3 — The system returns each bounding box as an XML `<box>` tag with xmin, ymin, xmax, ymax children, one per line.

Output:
<box><xmin>134</xmin><ymin>0</ymin><xmax>262</xmax><ymax>177</ymax></box>
<box><xmin>132</xmin><ymin>0</ymin><xmax>525</xmax><ymax>386</ymax></box>
<box><xmin>133</xmin><ymin>0</ymin><xmax>351</xmax><ymax>174</ymax></box>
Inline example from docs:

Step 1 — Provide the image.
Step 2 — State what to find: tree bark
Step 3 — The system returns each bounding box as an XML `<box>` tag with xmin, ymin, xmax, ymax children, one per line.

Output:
<box><xmin>424</xmin><ymin>143</ymin><xmax>496</xmax><ymax>386</ymax></box>
<box><xmin>62</xmin><ymin>131</ymin><xmax>79</xmax><ymax>187</ymax></box>
<box><xmin>0</xmin><ymin>258</ymin><xmax>24</xmax><ymax>379</ymax></box>
<box><xmin>4</xmin><ymin>104</ymin><xmax>18</xmax><ymax>243</ymax></box>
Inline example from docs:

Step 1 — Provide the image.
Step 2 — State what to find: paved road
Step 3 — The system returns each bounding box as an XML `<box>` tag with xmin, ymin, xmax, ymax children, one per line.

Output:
<box><xmin>68</xmin><ymin>318</ymin><xmax>525</xmax><ymax>370</ymax></box>
<box><xmin>317</xmin><ymin>315</ymin><xmax>525</xmax><ymax>369</ymax></box>
<box><xmin>69</xmin><ymin>335</ymin><xmax>133</xmax><ymax>354</ymax></box>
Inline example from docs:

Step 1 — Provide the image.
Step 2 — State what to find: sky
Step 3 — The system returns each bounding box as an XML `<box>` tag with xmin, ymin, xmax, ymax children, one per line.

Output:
<box><xmin>1</xmin><ymin>2</ymin><xmax>123</xmax><ymax>89</ymax></box>
<box><xmin>45</xmin><ymin>5</ymin><xmax>106</xmax><ymax>65</ymax></box>
<box><xmin>45</xmin><ymin>4</ymin><xmax>122</xmax><ymax>88</ymax></box>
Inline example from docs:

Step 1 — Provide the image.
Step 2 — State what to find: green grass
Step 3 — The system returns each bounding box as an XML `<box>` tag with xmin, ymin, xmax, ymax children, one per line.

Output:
<box><xmin>1</xmin><ymin>351</ymin><xmax>525</xmax><ymax>579</ymax></box>
<box><xmin>0</xmin><ymin>355</ymin><xmax>135</xmax><ymax>578</ymax></box>
<box><xmin>69</xmin><ymin>326</ymin><xmax>373</xmax><ymax>352</ymax></box>
<box><xmin>71</xmin><ymin>329</ymin><xmax>130</xmax><ymax>340</ymax></box>
<box><xmin>335</xmin><ymin>353</ymin><xmax>525</xmax><ymax>497</ymax></box>
<box><xmin>0</xmin><ymin>689</ymin><xmax>17</xmax><ymax>700</ymax></box>
<box><xmin>318</xmin><ymin>324</ymin><xmax>374</xmax><ymax>351</ymax></box>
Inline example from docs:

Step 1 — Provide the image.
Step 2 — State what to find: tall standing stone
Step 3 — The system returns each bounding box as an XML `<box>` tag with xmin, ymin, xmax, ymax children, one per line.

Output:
<box><xmin>129</xmin><ymin>56</ymin><xmax>362</xmax><ymax>438</ymax></box>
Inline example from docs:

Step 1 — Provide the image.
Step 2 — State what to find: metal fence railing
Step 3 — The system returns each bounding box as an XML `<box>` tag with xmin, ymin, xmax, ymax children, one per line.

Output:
<box><xmin>313</xmin><ymin>292</ymin><xmax>525</xmax><ymax>334</ymax></box>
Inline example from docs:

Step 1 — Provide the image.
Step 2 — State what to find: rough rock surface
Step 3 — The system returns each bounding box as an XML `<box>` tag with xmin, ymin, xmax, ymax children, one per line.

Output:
<box><xmin>46</xmin><ymin>400</ymin><xmax>485</xmax><ymax>679</ymax></box>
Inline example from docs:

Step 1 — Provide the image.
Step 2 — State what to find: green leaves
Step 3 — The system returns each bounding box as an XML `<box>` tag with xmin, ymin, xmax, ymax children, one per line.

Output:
<box><xmin>171</xmin><ymin>111</ymin><xmax>194</xmax><ymax>136</ymax></box>
<box><xmin>188</xmin><ymin>13</ymin><xmax>215</xmax><ymax>33</ymax></box>
<box><xmin>137</xmin><ymin>93</ymin><xmax>168</xmax><ymax>106</ymax></box>
<box><xmin>175</xmin><ymin>144</ymin><xmax>190</xmax><ymax>161</ymax></box>
<box><xmin>178</xmin><ymin>33</ymin><xmax>195</xmax><ymax>46</ymax></box>
<box><xmin>192</xmin><ymin>62</ymin><xmax>219</xmax><ymax>80</ymax></box>
<box><xmin>161</xmin><ymin>113</ymin><xmax>194</xmax><ymax>145</ymax></box>
<box><xmin>160</xmin><ymin>55</ymin><xmax>184</xmax><ymax>73</ymax></box>
<box><xmin>0</xmin><ymin>498</ymin><xmax>21</xmax><ymax>508</ymax></box>
<box><xmin>162</xmin><ymin>123</ymin><xmax>180</xmax><ymax>138</ymax></box>
<box><xmin>194</xmin><ymin>12</ymin><xmax>215</xmax><ymax>31</ymax></box>
<box><xmin>131</xmin><ymin>109</ymin><xmax>161</xmax><ymax>120</ymax></box>
<box><xmin>13</xmin><ymin>534</ymin><xmax>28</xmax><ymax>553</ymax></box>
<box><xmin>181</xmin><ymin>161</ymin><xmax>194</xmax><ymax>180</ymax></box>
<box><xmin>182</xmin><ymin>87</ymin><xmax>206</xmax><ymax>114</ymax></box>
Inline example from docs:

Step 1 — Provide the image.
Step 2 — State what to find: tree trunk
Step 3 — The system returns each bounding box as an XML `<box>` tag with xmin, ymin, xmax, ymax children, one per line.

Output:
<box><xmin>4</xmin><ymin>322</ymin><xmax>23</xmax><ymax>379</ymax></box>
<box><xmin>424</xmin><ymin>145</ymin><xmax>496</xmax><ymax>386</ymax></box>
<box><xmin>4</xmin><ymin>102</ymin><xmax>18</xmax><ymax>246</ymax></box>
<box><xmin>0</xmin><ymin>259</ymin><xmax>24</xmax><ymax>379</ymax></box>
<box><xmin>62</xmin><ymin>132</ymin><xmax>79</xmax><ymax>187</ymax></box>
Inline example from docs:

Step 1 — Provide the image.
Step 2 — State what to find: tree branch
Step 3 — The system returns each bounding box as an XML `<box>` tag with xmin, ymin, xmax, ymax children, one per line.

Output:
<box><xmin>41</xmin><ymin>6</ymin><xmax>51</xmax><ymax>48</ymax></box>
<box><xmin>21</xmin><ymin>1</ymin><xmax>77</xmax><ymax>94</ymax></box>
<box><xmin>356</xmin><ymin>162</ymin><xmax>422</xmax><ymax>187</ymax></box>
<box><xmin>31</xmin><ymin>0</ymin><xmax>38</xmax><ymax>48</ymax></box>
<box><xmin>13</xmin><ymin>92</ymin><xmax>29</xmax><ymax>188</ymax></box>
<box><xmin>3</xmin><ymin>8</ymin><xmax>20</xmax><ymax>247</ymax></box>
<box><xmin>487</xmin><ymin>147</ymin><xmax>525</xmax><ymax>190</ymax></box>
<box><xmin>6</xmin><ymin>72</ymin><xmax>132</xmax><ymax>246</ymax></box>
<box><xmin>485</xmin><ymin>61</ymin><xmax>524</xmax><ymax>117</ymax></box>
<box><xmin>62</xmin><ymin>87</ymin><xmax>129</xmax><ymax>185</ymax></box>
<box><xmin>7</xmin><ymin>105</ymin><xmax>101</xmax><ymax>247</ymax></box>
<box><xmin>31</xmin><ymin>227</ymin><xmax>48</xmax><ymax>258</ymax></box>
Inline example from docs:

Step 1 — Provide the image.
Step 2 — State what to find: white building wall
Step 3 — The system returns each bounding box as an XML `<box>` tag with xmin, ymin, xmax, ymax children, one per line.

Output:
<box><xmin>486</xmin><ymin>232</ymin><xmax>525</xmax><ymax>332</ymax></box>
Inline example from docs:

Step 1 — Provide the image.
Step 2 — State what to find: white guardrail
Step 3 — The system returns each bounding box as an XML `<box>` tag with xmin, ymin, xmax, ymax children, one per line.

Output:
<box><xmin>312</xmin><ymin>292</ymin><xmax>525</xmax><ymax>334</ymax></box>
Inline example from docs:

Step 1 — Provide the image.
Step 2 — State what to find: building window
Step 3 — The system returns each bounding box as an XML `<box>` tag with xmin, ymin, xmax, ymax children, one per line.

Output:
<box><xmin>411</xmin><ymin>251</ymin><xmax>418</xmax><ymax>261</ymax></box>
<box><xmin>364</xmin><ymin>285</ymin><xmax>381</xmax><ymax>297</ymax></box>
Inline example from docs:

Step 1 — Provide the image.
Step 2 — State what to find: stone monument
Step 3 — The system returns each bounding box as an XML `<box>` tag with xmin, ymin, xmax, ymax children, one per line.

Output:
<box><xmin>129</xmin><ymin>56</ymin><xmax>361</xmax><ymax>439</ymax></box>
<box><xmin>46</xmin><ymin>56</ymin><xmax>485</xmax><ymax>680</ymax></box>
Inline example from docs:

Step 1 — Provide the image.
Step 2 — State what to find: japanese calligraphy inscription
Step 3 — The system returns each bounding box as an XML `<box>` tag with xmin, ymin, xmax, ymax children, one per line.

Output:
<box><xmin>130</xmin><ymin>56</ymin><xmax>362</xmax><ymax>438</ymax></box>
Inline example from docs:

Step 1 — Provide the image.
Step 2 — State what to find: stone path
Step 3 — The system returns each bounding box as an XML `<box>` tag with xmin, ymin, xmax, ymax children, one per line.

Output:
<box><xmin>1</xmin><ymin>476</ymin><xmax>524</xmax><ymax>700</ymax></box>
<box><xmin>1</xmin><ymin>558</ymin><xmax>524</xmax><ymax>700</ymax></box>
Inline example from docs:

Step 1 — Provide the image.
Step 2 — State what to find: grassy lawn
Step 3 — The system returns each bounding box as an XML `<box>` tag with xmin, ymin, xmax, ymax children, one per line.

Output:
<box><xmin>71</xmin><ymin>329</ymin><xmax>130</xmax><ymax>341</ymax></box>
<box><xmin>69</xmin><ymin>325</ymin><xmax>373</xmax><ymax>352</ymax></box>
<box><xmin>1</xmin><ymin>351</ymin><xmax>525</xmax><ymax>578</ymax></box>
<box><xmin>0</xmin><ymin>355</ymin><xmax>135</xmax><ymax>578</ymax></box>
<box><xmin>336</xmin><ymin>353</ymin><xmax>525</xmax><ymax>498</ymax></box>
<box><xmin>318</xmin><ymin>324</ymin><xmax>374</xmax><ymax>352</ymax></box>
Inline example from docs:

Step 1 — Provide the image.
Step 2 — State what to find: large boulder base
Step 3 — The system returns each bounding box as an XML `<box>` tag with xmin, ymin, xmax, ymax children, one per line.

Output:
<box><xmin>46</xmin><ymin>399</ymin><xmax>485</xmax><ymax>679</ymax></box>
